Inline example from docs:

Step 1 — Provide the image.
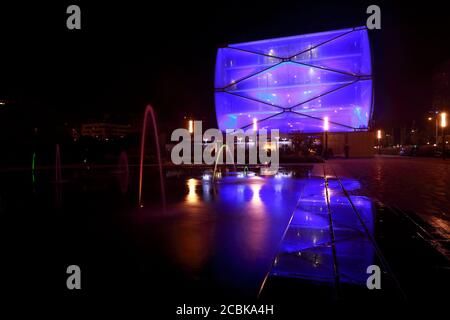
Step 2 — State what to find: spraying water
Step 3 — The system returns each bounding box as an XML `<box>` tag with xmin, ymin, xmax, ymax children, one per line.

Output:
<box><xmin>212</xmin><ymin>144</ymin><xmax>236</xmax><ymax>181</ymax></box>
<box><xmin>138</xmin><ymin>104</ymin><xmax>166</xmax><ymax>211</ymax></box>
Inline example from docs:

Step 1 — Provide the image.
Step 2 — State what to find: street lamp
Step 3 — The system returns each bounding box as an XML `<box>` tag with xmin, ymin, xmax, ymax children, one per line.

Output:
<box><xmin>428</xmin><ymin>111</ymin><xmax>439</xmax><ymax>145</ymax></box>
<box><xmin>441</xmin><ymin>112</ymin><xmax>447</xmax><ymax>160</ymax></box>
<box><xmin>377</xmin><ymin>129</ymin><xmax>382</xmax><ymax>154</ymax></box>
<box><xmin>323</xmin><ymin>117</ymin><xmax>329</xmax><ymax>160</ymax></box>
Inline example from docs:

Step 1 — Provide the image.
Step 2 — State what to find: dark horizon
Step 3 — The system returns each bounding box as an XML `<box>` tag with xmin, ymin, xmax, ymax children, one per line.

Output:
<box><xmin>1</xmin><ymin>1</ymin><xmax>449</xmax><ymax>133</ymax></box>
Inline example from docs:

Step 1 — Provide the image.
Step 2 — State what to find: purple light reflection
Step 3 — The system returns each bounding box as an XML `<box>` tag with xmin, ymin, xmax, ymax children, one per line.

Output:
<box><xmin>215</xmin><ymin>27</ymin><xmax>373</xmax><ymax>132</ymax></box>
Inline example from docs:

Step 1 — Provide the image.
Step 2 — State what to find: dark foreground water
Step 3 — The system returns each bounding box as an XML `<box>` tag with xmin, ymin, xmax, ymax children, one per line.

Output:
<box><xmin>2</xmin><ymin>166</ymin><xmax>307</xmax><ymax>299</ymax></box>
<box><xmin>2</xmin><ymin>164</ymin><xmax>449</xmax><ymax>309</ymax></box>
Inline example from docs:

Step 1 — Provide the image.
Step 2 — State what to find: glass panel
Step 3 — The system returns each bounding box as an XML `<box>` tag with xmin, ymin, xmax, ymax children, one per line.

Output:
<box><xmin>215</xmin><ymin>48</ymin><xmax>281</xmax><ymax>88</ymax></box>
<box><xmin>226</xmin><ymin>62</ymin><xmax>356</xmax><ymax>108</ymax></box>
<box><xmin>215</xmin><ymin>92</ymin><xmax>282</xmax><ymax>131</ymax></box>
<box><xmin>291</xmin><ymin>80</ymin><xmax>372</xmax><ymax>129</ymax></box>
<box><xmin>257</xmin><ymin>111</ymin><xmax>352</xmax><ymax>133</ymax></box>
<box><xmin>292</xmin><ymin>29</ymin><xmax>372</xmax><ymax>76</ymax></box>
<box><xmin>271</xmin><ymin>178</ymin><xmax>375</xmax><ymax>284</ymax></box>
<box><xmin>229</xmin><ymin>28</ymin><xmax>352</xmax><ymax>58</ymax></box>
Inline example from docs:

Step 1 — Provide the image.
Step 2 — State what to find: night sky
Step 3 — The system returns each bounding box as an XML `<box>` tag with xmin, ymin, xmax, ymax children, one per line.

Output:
<box><xmin>1</xmin><ymin>1</ymin><xmax>449</xmax><ymax>132</ymax></box>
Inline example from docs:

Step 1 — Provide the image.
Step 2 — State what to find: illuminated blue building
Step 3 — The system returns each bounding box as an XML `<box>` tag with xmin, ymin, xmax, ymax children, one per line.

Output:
<box><xmin>215</xmin><ymin>27</ymin><xmax>373</xmax><ymax>133</ymax></box>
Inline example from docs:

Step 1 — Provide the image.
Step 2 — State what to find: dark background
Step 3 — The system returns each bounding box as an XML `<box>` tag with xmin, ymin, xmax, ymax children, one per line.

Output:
<box><xmin>1</xmin><ymin>1</ymin><xmax>449</xmax><ymax>137</ymax></box>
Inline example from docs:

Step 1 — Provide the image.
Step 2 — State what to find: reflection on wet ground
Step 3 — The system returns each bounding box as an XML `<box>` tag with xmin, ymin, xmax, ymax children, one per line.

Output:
<box><xmin>1</xmin><ymin>162</ymin><xmax>449</xmax><ymax>304</ymax></box>
<box><xmin>269</xmin><ymin>178</ymin><xmax>376</xmax><ymax>284</ymax></box>
<box><xmin>131</xmin><ymin>172</ymin><xmax>307</xmax><ymax>298</ymax></box>
<box><xmin>330</xmin><ymin>156</ymin><xmax>450</xmax><ymax>239</ymax></box>
<box><xmin>260</xmin><ymin>166</ymin><xmax>405</xmax><ymax>302</ymax></box>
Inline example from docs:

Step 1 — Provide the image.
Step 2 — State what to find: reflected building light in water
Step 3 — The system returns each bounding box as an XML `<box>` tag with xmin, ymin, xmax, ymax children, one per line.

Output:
<box><xmin>274</xmin><ymin>183</ymin><xmax>282</xmax><ymax>193</ymax></box>
<box><xmin>237</xmin><ymin>184</ymin><xmax>245</xmax><ymax>202</ymax></box>
<box><xmin>202</xmin><ymin>182</ymin><xmax>211</xmax><ymax>202</ymax></box>
<box><xmin>186</xmin><ymin>178</ymin><xmax>199</xmax><ymax>204</ymax></box>
<box><xmin>249</xmin><ymin>183</ymin><xmax>263</xmax><ymax>207</ymax></box>
<box><xmin>273</xmin><ymin>177</ymin><xmax>375</xmax><ymax>284</ymax></box>
<box><xmin>314</xmin><ymin>255</ymin><xmax>320</xmax><ymax>267</ymax></box>
<box><xmin>324</xmin><ymin>187</ymin><xmax>331</xmax><ymax>203</ymax></box>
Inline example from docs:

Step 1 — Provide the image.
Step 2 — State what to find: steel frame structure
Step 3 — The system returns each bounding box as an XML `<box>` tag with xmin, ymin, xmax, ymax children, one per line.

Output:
<box><xmin>215</xmin><ymin>27</ymin><xmax>373</xmax><ymax>133</ymax></box>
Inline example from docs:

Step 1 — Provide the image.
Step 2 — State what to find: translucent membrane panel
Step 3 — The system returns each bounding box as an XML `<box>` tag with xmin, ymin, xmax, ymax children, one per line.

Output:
<box><xmin>215</xmin><ymin>27</ymin><xmax>373</xmax><ymax>133</ymax></box>
<box><xmin>229</xmin><ymin>28</ymin><xmax>352</xmax><ymax>58</ymax></box>
<box><xmin>226</xmin><ymin>62</ymin><xmax>356</xmax><ymax>108</ymax></box>
<box><xmin>292</xmin><ymin>80</ymin><xmax>372</xmax><ymax>129</ymax></box>
<box><xmin>293</xmin><ymin>29</ymin><xmax>372</xmax><ymax>76</ymax></box>
<box><xmin>273</xmin><ymin>244</ymin><xmax>336</xmax><ymax>282</ymax></box>
<box><xmin>215</xmin><ymin>48</ymin><xmax>281</xmax><ymax>88</ymax></box>
<box><xmin>271</xmin><ymin>178</ymin><xmax>375</xmax><ymax>283</ymax></box>
<box><xmin>215</xmin><ymin>92</ymin><xmax>282</xmax><ymax>131</ymax></box>
<box><xmin>350</xmin><ymin>196</ymin><xmax>375</xmax><ymax>234</ymax></box>
<box><xmin>327</xmin><ymin>190</ymin><xmax>375</xmax><ymax>285</ymax></box>
<box><xmin>257</xmin><ymin>111</ymin><xmax>353</xmax><ymax>133</ymax></box>
<box><xmin>335</xmin><ymin>229</ymin><xmax>375</xmax><ymax>284</ymax></box>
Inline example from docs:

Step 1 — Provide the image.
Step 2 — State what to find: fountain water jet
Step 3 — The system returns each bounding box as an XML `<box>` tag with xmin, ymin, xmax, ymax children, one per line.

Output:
<box><xmin>138</xmin><ymin>104</ymin><xmax>166</xmax><ymax>212</ymax></box>
<box><xmin>212</xmin><ymin>144</ymin><xmax>236</xmax><ymax>181</ymax></box>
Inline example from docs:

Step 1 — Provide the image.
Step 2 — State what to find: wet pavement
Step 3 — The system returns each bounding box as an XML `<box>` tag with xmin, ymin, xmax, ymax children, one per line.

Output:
<box><xmin>2</xmin><ymin>160</ymin><xmax>450</xmax><ymax>307</ymax></box>
<box><xmin>260</xmin><ymin>164</ymin><xmax>403</xmax><ymax>303</ymax></box>
<box><xmin>329</xmin><ymin>156</ymin><xmax>450</xmax><ymax>240</ymax></box>
<box><xmin>260</xmin><ymin>163</ymin><xmax>450</xmax><ymax>305</ymax></box>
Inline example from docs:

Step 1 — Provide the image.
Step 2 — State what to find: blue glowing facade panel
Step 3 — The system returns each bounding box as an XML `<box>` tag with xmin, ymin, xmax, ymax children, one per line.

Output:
<box><xmin>215</xmin><ymin>27</ymin><xmax>373</xmax><ymax>133</ymax></box>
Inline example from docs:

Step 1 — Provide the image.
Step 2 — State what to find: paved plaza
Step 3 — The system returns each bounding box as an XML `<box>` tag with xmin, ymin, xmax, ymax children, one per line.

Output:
<box><xmin>328</xmin><ymin>156</ymin><xmax>450</xmax><ymax>241</ymax></box>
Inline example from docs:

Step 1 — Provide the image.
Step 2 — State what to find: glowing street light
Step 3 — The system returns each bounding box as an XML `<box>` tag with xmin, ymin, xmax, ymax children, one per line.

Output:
<box><xmin>253</xmin><ymin>117</ymin><xmax>258</xmax><ymax>131</ymax></box>
<box><xmin>441</xmin><ymin>112</ymin><xmax>447</xmax><ymax>160</ymax></box>
<box><xmin>377</xmin><ymin>130</ymin><xmax>382</xmax><ymax>155</ymax></box>
<box><xmin>323</xmin><ymin>116</ymin><xmax>329</xmax><ymax>132</ymax></box>
<box><xmin>441</xmin><ymin>112</ymin><xmax>447</xmax><ymax>128</ymax></box>
<box><xmin>188</xmin><ymin>120</ymin><xmax>194</xmax><ymax>134</ymax></box>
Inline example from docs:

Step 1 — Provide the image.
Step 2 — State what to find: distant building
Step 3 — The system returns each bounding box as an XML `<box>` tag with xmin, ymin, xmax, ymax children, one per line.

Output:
<box><xmin>81</xmin><ymin>123</ymin><xmax>135</xmax><ymax>140</ymax></box>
